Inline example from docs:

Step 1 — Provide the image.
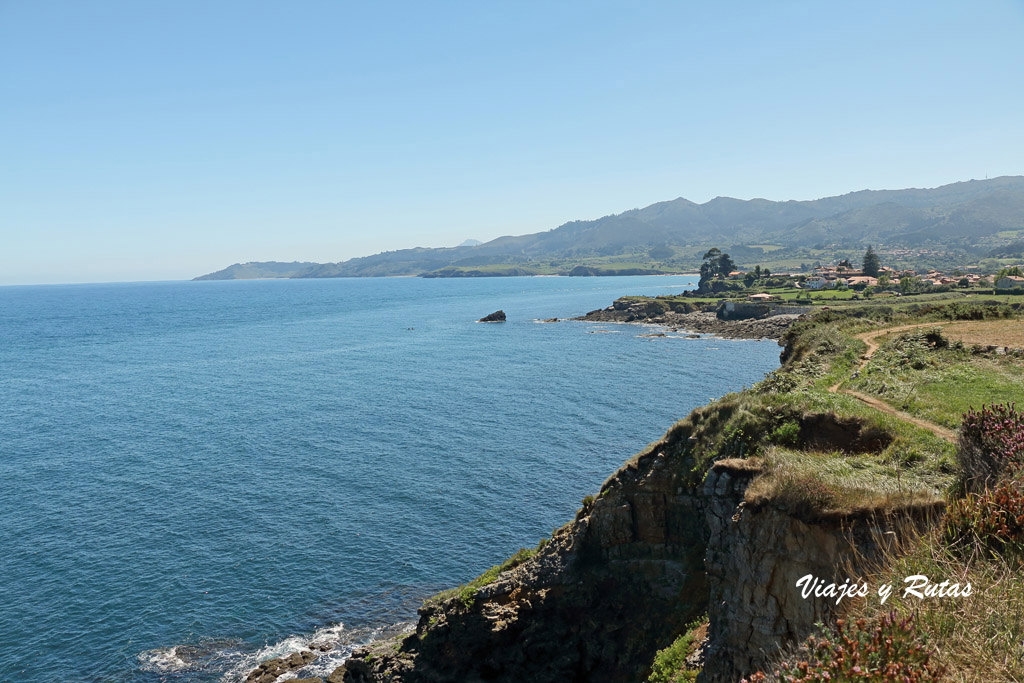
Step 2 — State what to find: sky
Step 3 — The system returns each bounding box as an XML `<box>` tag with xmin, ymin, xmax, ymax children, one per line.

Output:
<box><xmin>1</xmin><ymin>1</ymin><xmax>1023</xmax><ymax>285</ymax></box>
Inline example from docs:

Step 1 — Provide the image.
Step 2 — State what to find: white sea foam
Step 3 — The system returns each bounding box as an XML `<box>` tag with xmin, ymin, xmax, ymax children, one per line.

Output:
<box><xmin>137</xmin><ymin>645</ymin><xmax>190</xmax><ymax>673</ymax></box>
<box><xmin>219</xmin><ymin>620</ymin><xmax>414</xmax><ymax>682</ymax></box>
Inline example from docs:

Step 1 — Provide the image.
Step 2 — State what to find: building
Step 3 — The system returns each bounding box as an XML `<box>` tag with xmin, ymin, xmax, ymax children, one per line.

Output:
<box><xmin>995</xmin><ymin>275</ymin><xmax>1024</xmax><ymax>289</ymax></box>
<box><xmin>844</xmin><ymin>276</ymin><xmax>879</xmax><ymax>289</ymax></box>
<box><xmin>803</xmin><ymin>277</ymin><xmax>833</xmax><ymax>290</ymax></box>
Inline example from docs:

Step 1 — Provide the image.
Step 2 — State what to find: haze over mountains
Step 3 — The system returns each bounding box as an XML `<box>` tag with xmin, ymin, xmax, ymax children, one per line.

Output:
<box><xmin>195</xmin><ymin>177</ymin><xmax>1024</xmax><ymax>280</ymax></box>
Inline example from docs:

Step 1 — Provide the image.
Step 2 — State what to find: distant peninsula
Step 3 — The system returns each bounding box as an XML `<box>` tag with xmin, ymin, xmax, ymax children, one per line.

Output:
<box><xmin>193</xmin><ymin>176</ymin><xmax>1024</xmax><ymax>281</ymax></box>
<box><xmin>193</xmin><ymin>261</ymin><xmax>320</xmax><ymax>280</ymax></box>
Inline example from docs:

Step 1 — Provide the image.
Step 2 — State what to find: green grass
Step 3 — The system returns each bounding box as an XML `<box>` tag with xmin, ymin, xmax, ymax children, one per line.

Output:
<box><xmin>431</xmin><ymin>264</ymin><xmax>557</xmax><ymax>275</ymax></box>
<box><xmin>848</xmin><ymin>332</ymin><xmax>1024</xmax><ymax>428</ymax></box>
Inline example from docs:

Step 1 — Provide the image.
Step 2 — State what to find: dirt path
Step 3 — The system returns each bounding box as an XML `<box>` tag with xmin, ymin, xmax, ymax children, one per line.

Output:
<box><xmin>829</xmin><ymin>322</ymin><xmax>957</xmax><ymax>442</ymax></box>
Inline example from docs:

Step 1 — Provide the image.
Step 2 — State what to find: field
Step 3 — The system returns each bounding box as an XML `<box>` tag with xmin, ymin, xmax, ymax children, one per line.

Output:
<box><xmin>940</xmin><ymin>319</ymin><xmax>1024</xmax><ymax>348</ymax></box>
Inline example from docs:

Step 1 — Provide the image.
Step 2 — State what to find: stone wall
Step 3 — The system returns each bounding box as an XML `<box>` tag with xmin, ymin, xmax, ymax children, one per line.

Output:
<box><xmin>719</xmin><ymin>301</ymin><xmax>814</xmax><ymax>320</ymax></box>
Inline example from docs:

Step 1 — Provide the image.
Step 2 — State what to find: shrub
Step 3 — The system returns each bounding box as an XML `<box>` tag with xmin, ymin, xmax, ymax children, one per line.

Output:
<box><xmin>648</xmin><ymin>617</ymin><xmax>706</xmax><ymax>683</ymax></box>
<box><xmin>755</xmin><ymin>370</ymin><xmax>798</xmax><ymax>395</ymax></box>
<box><xmin>958</xmin><ymin>403</ymin><xmax>1024</xmax><ymax>491</ymax></box>
<box><xmin>944</xmin><ymin>476</ymin><xmax>1024</xmax><ymax>560</ymax></box>
<box><xmin>742</xmin><ymin>612</ymin><xmax>945</xmax><ymax>683</ymax></box>
<box><xmin>769</xmin><ymin>420</ymin><xmax>800</xmax><ymax>447</ymax></box>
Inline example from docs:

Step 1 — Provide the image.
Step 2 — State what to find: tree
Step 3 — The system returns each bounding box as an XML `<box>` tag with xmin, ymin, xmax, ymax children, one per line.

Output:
<box><xmin>862</xmin><ymin>245</ymin><xmax>881</xmax><ymax>277</ymax></box>
<box><xmin>744</xmin><ymin>272</ymin><xmax>757</xmax><ymax>287</ymax></box>
<box><xmin>899</xmin><ymin>275</ymin><xmax>926</xmax><ymax>294</ymax></box>
<box><xmin>720</xmin><ymin>252</ymin><xmax>736</xmax><ymax>275</ymax></box>
<box><xmin>698</xmin><ymin>248</ymin><xmax>736</xmax><ymax>291</ymax></box>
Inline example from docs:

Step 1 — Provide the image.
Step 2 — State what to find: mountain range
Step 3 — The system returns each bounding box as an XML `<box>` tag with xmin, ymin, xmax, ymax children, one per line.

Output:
<box><xmin>194</xmin><ymin>176</ymin><xmax>1024</xmax><ymax>280</ymax></box>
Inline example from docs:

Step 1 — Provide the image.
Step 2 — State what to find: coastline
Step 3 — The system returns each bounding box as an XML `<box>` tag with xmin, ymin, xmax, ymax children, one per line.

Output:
<box><xmin>575</xmin><ymin>306</ymin><xmax>801</xmax><ymax>341</ymax></box>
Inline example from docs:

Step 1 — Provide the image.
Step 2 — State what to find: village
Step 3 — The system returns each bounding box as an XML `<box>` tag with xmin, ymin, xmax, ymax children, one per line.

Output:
<box><xmin>725</xmin><ymin>257</ymin><xmax>1024</xmax><ymax>304</ymax></box>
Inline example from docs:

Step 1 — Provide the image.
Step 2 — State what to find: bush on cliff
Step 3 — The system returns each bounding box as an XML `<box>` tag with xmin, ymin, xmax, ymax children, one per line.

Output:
<box><xmin>742</xmin><ymin>612</ymin><xmax>945</xmax><ymax>683</ymax></box>
<box><xmin>944</xmin><ymin>477</ymin><xmax>1024</xmax><ymax>560</ymax></box>
<box><xmin>957</xmin><ymin>403</ymin><xmax>1024</xmax><ymax>492</ymax></box>
<box><xmin>647</xmin><ymin>617</ymin><xmax>706</xmax><ymax>683</ymax></box>
<box><xmin>944</xmin><ymin>403</ymin><xmax>1024</xmax><ymax>560</ymax></box>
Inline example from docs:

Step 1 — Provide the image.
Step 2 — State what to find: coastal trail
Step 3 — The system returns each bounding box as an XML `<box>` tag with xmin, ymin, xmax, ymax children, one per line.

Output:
<box><xmin>828</xmin><ymin>322</ymin><xmax>957</xmax><ymax>443</ymax></box>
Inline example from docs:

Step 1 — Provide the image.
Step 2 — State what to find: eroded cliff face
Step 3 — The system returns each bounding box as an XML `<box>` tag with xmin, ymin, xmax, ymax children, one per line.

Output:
<box><xmin>700</xmin><ymin>463</ymin><xmax>941</xmax><ymax>683</ymax></box>
<box><xmin>338</xmin><ymin>426</ymin><xmax>710</xmax><ymax>683</ymax></box>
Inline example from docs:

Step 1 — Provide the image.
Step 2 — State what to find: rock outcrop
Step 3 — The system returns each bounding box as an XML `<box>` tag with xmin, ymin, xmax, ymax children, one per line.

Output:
<box><xmin>576</xmin><ymin>299</ymin><xmax>800</xmax><ymax>340</ymax></box>
<box><xmin>245</xmin><ymin>649</ymin><xmax>321</xmax><ymax>683</ymax></box>
<box><xmin>478</xmin><ymin>310</ymin><xmax>507</xmax><ymax>322</ymax></box>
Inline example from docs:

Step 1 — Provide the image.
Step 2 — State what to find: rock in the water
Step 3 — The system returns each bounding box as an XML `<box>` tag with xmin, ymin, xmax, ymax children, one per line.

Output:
<box><xmin>478</xmin><ymin>310</ymin><xmax>506</xmax><ymax>323</ymax></box>
<box><xmin>244</xmin><ymin>650</ymin><xmax>320</xmax><ymax>683</ymax></box>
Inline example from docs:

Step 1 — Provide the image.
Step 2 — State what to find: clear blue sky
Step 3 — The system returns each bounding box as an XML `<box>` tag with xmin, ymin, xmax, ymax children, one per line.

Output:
<box><xmin>2</xmin><ymin>1</ymin><xmax>1022</xmax><ymax>284</ymax></box>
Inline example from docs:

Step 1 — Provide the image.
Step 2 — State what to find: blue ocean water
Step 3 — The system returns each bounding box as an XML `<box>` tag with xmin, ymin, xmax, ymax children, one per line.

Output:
<box><xmin>0</xmin><ymin>276</ymin><xmax>780</xmax><ymax>681</ymax></box>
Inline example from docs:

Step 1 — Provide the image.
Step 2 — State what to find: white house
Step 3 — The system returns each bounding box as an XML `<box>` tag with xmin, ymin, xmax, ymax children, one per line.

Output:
<box><xmin>803</xmin><ymin>277</ymin><xmax>833</xmax><ymax>290</ymax></box>
<box><xmin>995</xmin><ymin>275</ymin><xmax>1024</xmax><ymax>289</ymax></box>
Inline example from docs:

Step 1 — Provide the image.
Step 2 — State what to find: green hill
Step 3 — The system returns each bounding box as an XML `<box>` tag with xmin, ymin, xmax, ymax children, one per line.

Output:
<box><xmin>194</xmin><ymin>177</ymin><xmax>1024</xmax><ymax>279</ymax></box>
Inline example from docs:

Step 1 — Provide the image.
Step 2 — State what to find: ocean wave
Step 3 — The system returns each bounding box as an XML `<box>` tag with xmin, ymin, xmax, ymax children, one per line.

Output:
<box><xmin>138</xmin><ymin>645</ymin><xmax>190</xmax><ymax>673</ymax></box>
<box><xmin>138</xmin><ymin>620</ymin><xmax>414</xmax><ymax>681</ymax></box>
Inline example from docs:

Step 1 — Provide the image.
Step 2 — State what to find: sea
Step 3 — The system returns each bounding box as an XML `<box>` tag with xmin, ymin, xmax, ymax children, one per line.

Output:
<box><xmin>0</xmin><ymin>275</ymin><xmax>781</xmax><ymax>681</ymax></box>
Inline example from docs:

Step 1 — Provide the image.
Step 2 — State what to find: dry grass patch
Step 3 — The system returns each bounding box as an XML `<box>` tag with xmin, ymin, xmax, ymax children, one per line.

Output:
<box><xmin>742</xmin><ymin>447</ymin><xmax>944</xmax><ymax>519</ymax></box>
<box><xmin>941</xmin><ymin>319</ymin><xmax>1024</xmax><ymax>349</ymax></box>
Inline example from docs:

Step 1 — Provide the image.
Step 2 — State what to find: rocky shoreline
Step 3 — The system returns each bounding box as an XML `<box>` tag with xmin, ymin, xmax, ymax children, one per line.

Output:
<box><xmin>575</xmin><ymin>304</ymin><xmax>801</xmax><ymax>341</ymax></box>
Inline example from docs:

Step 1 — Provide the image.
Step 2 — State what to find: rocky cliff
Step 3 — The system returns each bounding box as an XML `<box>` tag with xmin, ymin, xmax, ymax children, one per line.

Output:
<box><xmin>701</xmin><ymin>462</ymin><xmax>941</xmax><ymax>682</ymax></box>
